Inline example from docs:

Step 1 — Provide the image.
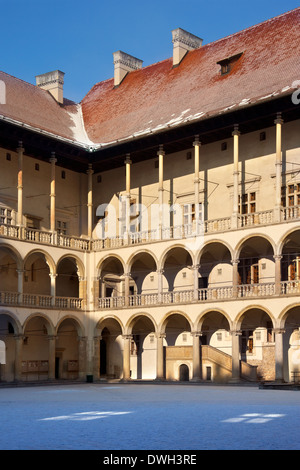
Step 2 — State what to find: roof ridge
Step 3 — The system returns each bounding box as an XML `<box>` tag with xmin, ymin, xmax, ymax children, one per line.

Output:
<box><xmin>202</xmin><ymin>6</ymin><xmax>300</xmax><ymax>49</ymax></box>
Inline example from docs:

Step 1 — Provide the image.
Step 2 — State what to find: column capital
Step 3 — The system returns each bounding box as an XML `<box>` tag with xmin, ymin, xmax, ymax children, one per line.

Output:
<box><xmin>273</xmin><ymin>255</ymin><xmax>283</xmax><ymax>261</ymax></box>
<box><xmin>17</xmin><ymin>141</ymin><xmax>24</xmax><ymax>152</ymax></box>
<box><xmin>122</xmin><ymin>334</ymin><xmax>133</xmax><ymax>341</ymax></box>
<box><xmin>124</xmin><ymin>272</ymin><xmax>131</xmax><ymax>278</ymax></box>
<box><xmin>47</xmin><ymin>335</ymin><xmax>57</xmax><ymax>341</ymax></box>
<box><xmin>49</xmin><ymin>152</ymin><xmax>57</xmax><ymax>164</ymax></box>
<box><xmin>192</xmin><ymin>264</ymin><xmax>200</xmax><ymax>270</ymax></box>
<box><xmin>232</xmin><ymin>124</ymin><xmax>240</xmax><ymax>136</ymax></box>
<box><xmin>156</xmin><ymin>332</ymin><xmax>166</xmax><ymax>339</ymax></box>
<box><xmin>191</xmin><ymin>331</ymin><xmax>202</xmax><ymax>337</ymax></box>
<box><xmin>193</xmin><ymin>135</ymin><xmax>201</xmax><ymax>146</ymax></box>
<box><xmin>156</xmin><ymin>269</ymin><xmax>164</xmax><ymax>275</ymax></box>
<box><xmin>157</xmin><ymin>144</ymin><xmax>165</xmax><ymax>156</ymax></box>
<box><xmin>87</xmin><ymin>163</ymin><xmax>94</xmax><ymax>175</ymax></box>
<box><xmin>231</xmin><ymin>259</ymin><xmax>240</xmax><ymax>266</ymax></box>
<box><xmin>274</xmin><ymin>112</ymin><xmax>284</xmax><ymax>125</ymax></box>
<box><xmin>273</xmin><ymin>328</ymin><xmax>285</xmax><ymax>335</ymax></box>
<box><xmin>230</xmin><ymin>330</ymin><xmax>242</xmax><ymax>336</ymax></box>
<box><xmin>124</xmin><ymin>154</ymin><xmax>132</xmax><ymax>165</ymax></box>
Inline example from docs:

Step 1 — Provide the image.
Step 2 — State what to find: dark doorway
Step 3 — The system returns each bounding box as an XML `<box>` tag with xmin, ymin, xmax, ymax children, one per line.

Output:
<box><xmin>179</xmin><ymin>364</ymin><xmax>189</xmax><ymax>381</ymax></box>
<box><xmin>55</xmin><ymin>357</ymin><xmax>60</xmax><ymax>379</ymax></box>
<box><xmin>100</xmin><ymin>339</ymin><xmax>107</xmax><ymax>375</ymax></box>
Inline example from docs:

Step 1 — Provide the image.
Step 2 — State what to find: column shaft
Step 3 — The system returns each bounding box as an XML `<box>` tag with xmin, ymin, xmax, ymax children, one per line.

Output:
<box><xmin>123</xmin><ymin>335</ymin><xmax>132</xmax><ymax>380</ymax></box>
<box><xmin>87</xmin><ymin>164</ymin><xmax>94</xmax><ymax>238</ymax></box>
<box><xmin>17</xmin><ymin>142</ymin><xmax>24</xmax><ymax>227</ymax></box>
<box><xmin>50</xmin><ymin>154</ymin><xmax>57</xmax><ymax>232</ymax></box>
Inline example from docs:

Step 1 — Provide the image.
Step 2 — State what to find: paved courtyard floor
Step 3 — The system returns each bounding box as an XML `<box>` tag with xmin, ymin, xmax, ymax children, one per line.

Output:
<box><xmin>0</xmin><ymin>382</ymin><xmax>299</xmax><ymax>451</ymax></box>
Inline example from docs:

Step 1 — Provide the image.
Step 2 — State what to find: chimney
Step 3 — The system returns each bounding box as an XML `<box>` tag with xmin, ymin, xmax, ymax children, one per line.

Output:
<box><xmin>35</xmin><ymin>70</ymin><xmax>65</xmax><ymax>104</ymax></box>
<box><xmin>113</xmin><ymin>51</ymin><xmax>143</xmax><ymax>87</ymax></box>
<box><xmin>172</xmin><ymin>28</ymin><xmax>203</xmax><ymax>66</ymax></box>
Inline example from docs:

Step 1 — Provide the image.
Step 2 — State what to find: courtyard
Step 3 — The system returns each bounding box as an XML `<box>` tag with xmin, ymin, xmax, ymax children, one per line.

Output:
<box><xmin>0</xmin><ymin>382</ymin><xmax>299</xmax><ymax>451</ymax></box>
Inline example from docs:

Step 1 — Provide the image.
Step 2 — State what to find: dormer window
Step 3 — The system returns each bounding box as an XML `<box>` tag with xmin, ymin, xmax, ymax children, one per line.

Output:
<box><xmin>217</xmin><ymin>52</ymin><xmax>243</xmax><ymax>76</ymax></box>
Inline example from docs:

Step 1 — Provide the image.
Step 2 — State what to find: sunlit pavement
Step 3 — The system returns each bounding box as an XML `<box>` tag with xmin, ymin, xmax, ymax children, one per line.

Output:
<box><xmin>0</xmin><ymin>383</ymin><xmax>299</xmax><ymax>450</ymax></box>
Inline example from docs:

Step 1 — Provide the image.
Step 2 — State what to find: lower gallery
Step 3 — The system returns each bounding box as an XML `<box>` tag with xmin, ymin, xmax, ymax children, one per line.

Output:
<box><xmin>0</xmin><ymin>8</ymin><xmax>300</xmax><ymax>385</ymax></box>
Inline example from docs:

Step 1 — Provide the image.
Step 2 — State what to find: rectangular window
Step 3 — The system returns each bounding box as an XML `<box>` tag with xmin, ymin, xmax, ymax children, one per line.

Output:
<box><xmin>0</xmin><ymin>206</ymin><xmax>12</xmax><ymax>225</ymax></box>
<box><xmin>56</xmin><ymin>220</ymin><xmax>68</xmax><ymax>235</ymax></box>
<box><xmin>239</xmin><ymin>192</ymin><xmax>256</xmax><ymax>214</ymax></box>
<box><xmin>282</xmin><ymin>184</ymin><xmax>300</xmax><ymax>207</ymax></box>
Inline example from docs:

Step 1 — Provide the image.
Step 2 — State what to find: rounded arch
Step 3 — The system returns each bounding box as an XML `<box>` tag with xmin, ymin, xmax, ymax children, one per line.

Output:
<box><xmin>159</xmin><ymin>244</ymin><xmax>195</xmax><ymax>270</ymax></box>
<box><xmin>194</xmin><ymin>307</ymin><xmax>233</xmax><ymax>332</ymax></box>
<box><xmin>57</xmin><ymin>254</ymin><xmax>85</xmax><ymax>279</ymax></box>
<box><xmin>23</xmin><ymin>249</ymin><xmax>56</xmax><ymax>275</ymax></box>
<box><xmin>278</xmin><ymin>227</ymin><xmax>300</xmax><ymax>256</ymax></box>
<box><xmin>234</xmin><ymin>233</ymin><xmax>276</xmax><ymax>259</ymax></box>
<box><xmin>0</xmin><ymin>309</ymin><xmax>22</xmax><ymax>335</ymax></box>
<box><xmin>235</xmin><ymin>305</ymin><xmax>275</xmax><ymax>331</ymax></box>
<box><xmin>55</xmin><ymin>315</ymin><xmax>85</xmax><ymax>336</ymax></box>
<box><xmin>126</xmin><ymin>249</ymin><xmax>158</xmax><ymax>273</ymax></box>
<box><xmin>278</xmin><ymin>303</ymin><xmax>300</xmax><ymax>329</ymax></box>
<box><xmin>159</xmin><ymin>310</ymin><xmax>193</xmax><ymax>334</ymax></box>
<box><xmin>22</xmin><ymin>312</ymin><xmax>55</xmax><ymax>336</ymax></box>
<box><xmin>95</xmin><ymin>315</ymin><xmax>124</xmax><ymax>336</ymax></box>
<box><xmin>97</xmin><ymin>254</ymin><xmax>126</xmax><ymax>276</ymax></box>
<box><xmin>125</xmin><ymin>312</ymin><xmax>158</xmax><ymax>335</ymax></box>
<box><xmin>0</xmin><ymin>243</ymin><xmax>22</xmax><ymax>269</ymax></box>
<box><xmin>197</xmin><ymin>239</ymin><xmax>234</xmax><ymax>265</ymax></box>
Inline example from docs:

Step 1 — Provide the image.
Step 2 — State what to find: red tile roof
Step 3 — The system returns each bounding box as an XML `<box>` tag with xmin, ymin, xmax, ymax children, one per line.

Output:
<box><xmin>0</xmin><ymin>8</ymin><xmax>299</xmax><ymax>149</ymax></box>
<box><xmin>81</xmin><ymin>7</ymin><xmax>300</xmax><ymax>146</ymax></box>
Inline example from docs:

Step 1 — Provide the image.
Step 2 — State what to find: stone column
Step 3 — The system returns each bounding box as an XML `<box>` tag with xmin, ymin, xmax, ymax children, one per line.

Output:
<box><xmin>49</xmin><ymin>273</ymin><xmax>57</xmax><ymax>307</ymax></box>
<box><xmin>93</xmin><ymin>336</ymin><xmax>101</xmax><ymax>381</ymax></box>
<box><xmin>122</xmin><ymin>335</ymin><xmax>132</xmax><ymax>381</ymax></box>
<box><xmin>191</xmin><ymin>331</ymin><xmax>202</xmax><ymax>381</ymax></box>
<box><xmin>193</xmin><ymin>136</ymin><xmax>201</xmax><ymax>234</ymax></box>
<box><xmin>17</xmin><ymin>269</ymin><xmax>24</xmax><ymax>305</ymax></box>
<box><xmin>78</xmin><ymin>336</ymin><xmax>87</xmax><ymax>381</ymax></box>
<box><xmin>87</xmin><ymin>163</ymin><xmax>94</xmax><ymax>239</ymax></box>
<box><xmin>49</xmin><ymin>153</ymin><xmax>57</xmax><ymax>233</ymax></box>
<box><xmin>232</xmin><ymin>259</ymin><xmax>240</xmax><ymax>298</ymax></box>
<box><xmin>158</xmin><ymin>145</ymin><xmax>165</xmax><ymax>238</ymax></box>
<box><xmin>274</xmin><ymin>255</ymin><xmax>282</xmax><ymax>295</ymax></box>
<box><xmin>274</xmin><ymin>328</ymin><xmax>285</xmax><ymax>382</ymax></box>
<box><xmin>17</xmin><ymin>141</ymin><xmax>24</xmax><ymax>228</ymax></box>
<box><xmin>157</xmin><ymin>269</ymin><xmax>164</xmax><ymax>303</ymax></box>
<box><xmin>156</xmin><ymin>333</ymin><xmax>166</xmax><ymax>380</ymax></box>
<box><xmin>124</xmin><ymin>272</ymin><xmax>131</xmax><ymax>307</ymax></box>
<box><xmin>14</xmin><ymin>334</ymin><xmax>23</xmax><ymax>381</ymax></box>
<box><xmin>230</xmin><ymin>330</ymin><xmax>241</xmax><ymax>382</ymax></box>
<box><xmin>231</xmin><ymin>125</ymin><xmax>240</xmax><ymax>229</ymax></box>
<box><xmin>125</xmin><ymin>154</ymin><xmax>132</xmax><ymax>243</ymax></box>
<box><xmin>193</xmin><ymin>265</ymin><xmax>200</xmax><ymax>301</ymax></box>
<box><xmin>48</xmin><ymin>335</ymin><xmax>56</xmax><ymax>380</ymax></box>
<box><xmin>274</xmin><ymin>113</ymin><xmax>284</xmax><ymax>222</ymax></box>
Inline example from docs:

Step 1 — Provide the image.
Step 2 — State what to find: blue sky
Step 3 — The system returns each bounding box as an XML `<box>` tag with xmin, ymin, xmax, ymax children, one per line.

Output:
<box><xmin>1</xmin><ymin>0</ymin><xmax>299</xmax><ymax>102</ymax></box>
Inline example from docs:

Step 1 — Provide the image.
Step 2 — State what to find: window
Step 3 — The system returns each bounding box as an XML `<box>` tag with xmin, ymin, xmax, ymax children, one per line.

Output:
<box><xmin>217</xmin><ymin>52</ymin><xmax>243</xmax><ymax>76</ymax></box>
<box><xmin>183</xmin><ymin>203</ymin><xmax>203</xmax><ymax>225</ymax></box>
<box><xmin>35</xmin><ymin>163</ymin><xmax>40</xmax><ymax>171</ymax></box>
<box><xmin>238</xmin><ymin>258</ymin><xmax>259</xmax><ymax>284</ymax></box>
<box><xmin>238</xmin><ymin>192</ymin><xmax>256</xmax><ymax>214</ymax></box>
<box><xmin>281</xmin><ymin>253</ymin><xmax>300</xmax><ymax>281</ymax></box>
<box><xmin>56</xmin><ymin>220</ymin><xmax>68</xmax><ymax>235</ymax></box>
<box><xmin>281</xmin><ymin>184</ymin><xmax>300</xmax><ymax>207</ymax></box>
<box><xmin>26</xmin><ymin>215</ymin><xmax>41</xmax><ymax>230</ymax></box>
<box><xmin>6</xmin><ymin>153</ymin><xmax>11</xmax><ymax>161</ymax></box>
<box><xmin>0</xmin><ymin>207</ymin><xmax>12</xmax><ymax>225</ymax></box>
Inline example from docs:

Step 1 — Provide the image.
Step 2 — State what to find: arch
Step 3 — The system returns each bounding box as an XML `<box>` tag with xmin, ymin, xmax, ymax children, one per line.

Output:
<box><xmin>197</xmin><ymin>239</ymin><xmax>234</xmax><ymax>265</ymax></box>
<box><xmin>278</xmin><ymin>303</ymin><xmax>300</xmax><ymax>329</ymax></box>
<box><xmin>22</xmin><ymin>312</ymin><xmax>55</xmax><ymax>336</ymax></box>
<box><xmin>23</xmin><ymin>249</ymin><xmax>56</xmax><ymax>275</ymax></box>
<box><xmin>127</xmin><ymin>249</ymin><xmax>158</xmax><ymax>273</ymax></box>
<box><xmin>160</xmin><ymin>310</ymin><xmax>193</xmax><ymax>333</ymax></box>
<box><xmin>55</xmin><ymin>315</ymin><xmax>85</xmax><ymax>337</ymax></box>
<box><xmin>97</xmin><ymin>254</ymin><xmax>125</xmax><ymax>276</ymax></box>
<box><xmin>125</xmin><ymin>312</ymin><xmax>158</xmax><ymax>335</ymax></box>
<box><xmin>0</xmin><ymin>310</ymin><xmax>22</xmax><ymax>335</ymax></box>
<box><xmin>195</xmin><ymin>308</ymin><xmax>232</xmax><ymax>332</ymax></box>
<box><xmin>95</xmin><ymin>315</ymin><xmax>124</xmax><ymax>336</ymax></box>
<box><xmin>179</xmin><ymin>363</ymin><xmax>190</xmax><ymax>381</ymax></box>
<box><xmin>234</xmin><ymin>233</ymin><xmax>276</xmax><ymax>259</ymax></box>
<box><xmin>278</xmin><ymin>227</ymin><xmax>300</xmax><ymax>256</ymax></box>
<box><xmin>235</xmin><ymin>305</ymin><xmax>275</xmax><ymax>330</ymax></box>
<box><xmin>0</xmin><ymin>243</ymin><xmax>22</xmax><ymax>269</ymax></box>
<box><xmin>159</xmin><ymin>244</ymin><xmax>195</xmax><ymax>270</ymax></box>
<box><xmin>57</xmin><ymin>254</ymin><xmax>85</xmax><ymax>279</ymax></box>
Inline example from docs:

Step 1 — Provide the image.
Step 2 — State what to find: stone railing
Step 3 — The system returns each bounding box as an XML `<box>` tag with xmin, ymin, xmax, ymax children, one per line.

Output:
<box><xmin>0</xmin><ymin>292</ymin><xmax>83</xmax><ymax>309</ymax></box>
<box><xmin>281</xmin><ymin>280</ymin><xmax>300</xmax><ymax>294</ymax></box>
<box><xmin>237</xmin><ymin>283</ymin><xmax>276</xmax><ymax>297</ymax></box>
<box><xmin>1</xmin><ymin>205</ymin><xmax>299</xmax><ymax>252</ymax></box>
